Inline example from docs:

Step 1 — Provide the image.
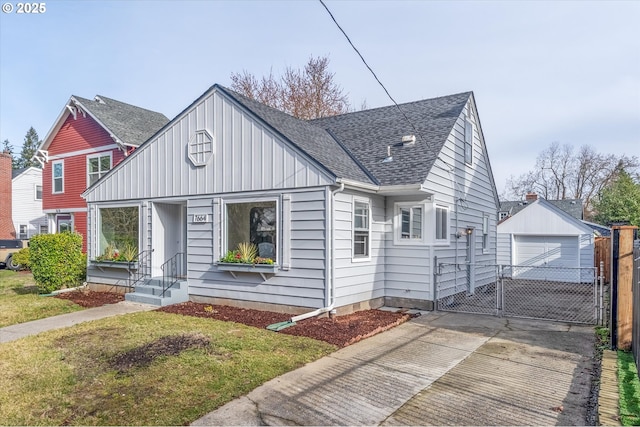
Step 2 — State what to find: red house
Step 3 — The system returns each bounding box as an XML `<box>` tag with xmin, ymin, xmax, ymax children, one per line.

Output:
<box><xmin>34</xmin><ymin>95</ymin><xmax>168</xmax><ymax>251</ymax></box>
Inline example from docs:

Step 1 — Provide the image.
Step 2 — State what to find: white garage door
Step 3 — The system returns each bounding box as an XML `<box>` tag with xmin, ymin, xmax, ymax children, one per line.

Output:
<box><xmin>514</xmin><ymin>235</ymin><xmax>579</xmax><ymax>282</ymax></box>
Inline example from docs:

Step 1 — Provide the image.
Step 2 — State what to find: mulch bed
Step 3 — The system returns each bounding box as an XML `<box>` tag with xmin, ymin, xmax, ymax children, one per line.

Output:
<box><xmin>159</xmin><ymin>302</ymin><xmax>416</xmax><ymax>347</ymax></box>
<box><xmin>54</xmin><ymin>290</ymin><xmax>125</xmax><ymax>308</ymax></box>
<box><xmin>53</xmin><ymin>291</ymin><xmax>417</xmax><ymax>347</ymax></box>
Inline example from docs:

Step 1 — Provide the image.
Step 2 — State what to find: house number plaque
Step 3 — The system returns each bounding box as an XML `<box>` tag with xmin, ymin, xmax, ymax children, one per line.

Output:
<box><xmin>192</xmin><ymin>214</ymin><xmax>209</xmax><ymax>223</ymax></box>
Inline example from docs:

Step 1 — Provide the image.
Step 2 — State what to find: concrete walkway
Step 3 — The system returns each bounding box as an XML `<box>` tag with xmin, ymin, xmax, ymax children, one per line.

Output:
<box><xmin>193</xmin><ymin>311</ymin><xmax>596</xmax><ymax>426</ymax></box>
<box><xmin>0</xmin><ymin>301</ymin><xmax>155</xmax><ymax>343</ymax></box>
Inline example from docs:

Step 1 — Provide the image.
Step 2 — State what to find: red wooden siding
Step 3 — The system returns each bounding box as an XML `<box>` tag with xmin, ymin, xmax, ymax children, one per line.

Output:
<box><xmin>42</xmin><ymin>112</ymin><xmax>126</xmax><ymax>253</ymax></box>
<box><xmin>47</xmin><ymin>113</ymin><xmax>113</xmax><ymax>156</ymax></box>
<box><xmin>74</xmin><ymin>211</ymin><xmax>88</xmax><ymax>252</ymax></box>
<box><xmin>43</xmin><ymin>113</ymin><xmax>125</xmax><ymax>210</ymax></box>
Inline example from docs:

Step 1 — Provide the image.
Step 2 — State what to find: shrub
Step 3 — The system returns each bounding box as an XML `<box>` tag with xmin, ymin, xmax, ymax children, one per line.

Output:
<box><xmin>11</xmin><ymin>247</ymin><xmax>30</xmax><ymax>270</ymax></box>
<box><xmin>29</xmin><ymin>233</ymin><xmax>87</xmax><ymax>294</ymax></box>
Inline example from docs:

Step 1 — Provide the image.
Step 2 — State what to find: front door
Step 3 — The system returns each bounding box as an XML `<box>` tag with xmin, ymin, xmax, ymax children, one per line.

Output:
<box><xmin>56</xmin><ymin>214</ymin><xmax>73</xmax><ymax>233</ymax></box>
<box><xmin>151</xmin><ymin>203</ymin><xmax>187</xmax><ymax>277</ymax></box>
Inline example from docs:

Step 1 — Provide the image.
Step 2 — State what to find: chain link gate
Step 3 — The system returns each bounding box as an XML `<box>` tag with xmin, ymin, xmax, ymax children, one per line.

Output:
<box><xmin>435</xmin><ymin>262</ymin><xmax>603</xmax><ymax>324</ymax></box>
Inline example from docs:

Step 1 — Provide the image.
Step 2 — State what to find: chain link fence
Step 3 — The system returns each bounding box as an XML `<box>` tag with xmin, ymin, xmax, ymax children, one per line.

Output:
<box><xmin>435</xmin><ymin>263</ymin><xmax>602</xmax><ymax>324</ymax></box>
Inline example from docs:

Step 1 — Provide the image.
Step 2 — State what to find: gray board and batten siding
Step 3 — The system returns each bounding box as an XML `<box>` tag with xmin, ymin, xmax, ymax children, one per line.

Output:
<box><xmin>84</xmin><ymin>85</ymin><xmax>500</xmax><ymax>312</ymax></box>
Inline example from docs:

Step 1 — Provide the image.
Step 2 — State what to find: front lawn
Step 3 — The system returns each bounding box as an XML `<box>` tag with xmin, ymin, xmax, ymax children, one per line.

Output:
<box><xmin>0</xmin><ymin>270</ymin><xmax>82</xmax><ymax>327</ymax></box>
<box><xmin>0</xmin><ymin>310</ymin><xmax>336</xmax><ymax>425</ymax></box>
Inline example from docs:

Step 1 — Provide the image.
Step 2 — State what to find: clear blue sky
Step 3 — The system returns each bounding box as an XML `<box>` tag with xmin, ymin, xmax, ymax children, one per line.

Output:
<box><xmin>1</xmin><ymin>0</ymin><xmax>638</xmax><ymax>195</ymax></box>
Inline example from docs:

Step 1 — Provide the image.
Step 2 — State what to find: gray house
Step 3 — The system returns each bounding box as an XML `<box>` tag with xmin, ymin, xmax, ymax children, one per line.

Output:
<box><xmin>82</xmin><ymin>84</ymin><xmax>499</xmax><ymax>316</ymax></box>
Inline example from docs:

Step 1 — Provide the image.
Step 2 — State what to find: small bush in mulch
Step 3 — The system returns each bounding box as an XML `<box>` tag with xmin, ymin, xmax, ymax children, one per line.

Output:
<box><xmin>159</xmin><ymin>302</ymin><xmax>416</xmax><ymax>347</ymax></box>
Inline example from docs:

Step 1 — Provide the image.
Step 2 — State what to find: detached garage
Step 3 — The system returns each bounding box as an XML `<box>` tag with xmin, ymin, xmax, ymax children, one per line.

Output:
<box><xmin>497</xmin><ymin>199</ymin><xmax>594</xmax><ymax>283</ymax></box>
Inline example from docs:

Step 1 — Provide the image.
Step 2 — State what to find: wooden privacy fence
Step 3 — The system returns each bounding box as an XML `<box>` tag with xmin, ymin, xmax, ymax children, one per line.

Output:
<box><xmin>633</xmin><ymin>244</ymin><xmax>640</xmax><ymax>368</ymax></box>
<box><xmin>595</xmin><ymin>236</ymin><xmax>611</xmax><ymax>283</ymax></box>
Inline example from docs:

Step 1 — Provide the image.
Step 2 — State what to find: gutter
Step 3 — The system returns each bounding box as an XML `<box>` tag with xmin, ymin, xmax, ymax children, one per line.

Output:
<box><xmin>337</xmin><ymin>178</ymin><xmax>432</xmax><ymax>195</ymax></box>
<box><xmin>267</xmin><ymin>182</ymin><xmax>345</xmax><ymax>331</ymax></box>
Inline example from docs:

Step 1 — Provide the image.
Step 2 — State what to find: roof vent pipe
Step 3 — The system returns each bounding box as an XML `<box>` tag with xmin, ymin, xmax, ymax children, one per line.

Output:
<box><xmin>402</xmin><ymin>135</ymin><xmax>416</xmax><ymax>146</ymax></box>
<box><xmin>382</xmin><ymin>145</ymin><xmax>393</xmax><ymax>163</ymax></box>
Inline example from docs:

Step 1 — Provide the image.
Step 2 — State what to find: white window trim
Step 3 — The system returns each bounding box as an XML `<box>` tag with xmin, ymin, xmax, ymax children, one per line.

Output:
<box><xmin>394</xmin><ymin>202</ymin><xmax>426</xmax><ymax>245</ymax></box>
<box><xmin>86</xmin><ymin>152</ymin><xmax>113</xmax><ymax>187</ymax></box>
<box><xmin>464</xmin><ymin>118</ymin><xmax>473</xmax><ymax>165</ymax></box>
<box><xmin>18</xmin><ymin>224</ymin><xmax>28</xmax><ymax>240</ymax></box>
<box><xmin>434</xmin><ymin>204</ymin><xmax>450</xmax><ymax>246</ymax></box>
<box><xmin>34</xmin><ymin>184</ymin><xmax>42</xmax><ymax>200</ymax></box>
<box><xmin>482</xmin><ymin>214</ymin><xmax>490</xmax><ymax>253</ymax></box>
<box><xmin>499</xmin><ymin>211</ymin><xmax>508</xmax><ymax>220</ymax></box>
<box><xmin>52</xmin><ymin>160</ymin><xmax>64</xmax><ymax>194</ymax></box>
<box><xmin>55</xmin><ymin>213</ymin><xmax>73</xmax><ymax>233</ymax></box>
<box><xmin>352</xmin><ymin>197</ymin><xmax>371</xmax><ymax>262</ymax></box>
<box><xmin>221</xmin><ymin>196</ymin><xmax>280</xmax><ymax>265</ymax></box>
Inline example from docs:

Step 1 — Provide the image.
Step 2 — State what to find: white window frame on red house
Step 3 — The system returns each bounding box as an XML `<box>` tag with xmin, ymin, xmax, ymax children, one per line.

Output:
<box><xmin>52</xmin><ymin>160</ymin><xmax>64</xmax><ymax>194</ymax></box>
<box><xmin>87</xmin><ymin>152</ymin><xmax>112</xmax><ymax>187</ymax></box>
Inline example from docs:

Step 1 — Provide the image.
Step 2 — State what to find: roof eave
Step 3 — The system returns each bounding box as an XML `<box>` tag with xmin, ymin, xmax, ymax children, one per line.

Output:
<box><xmin>337</xmin><ymin>178</ymin><xmax>433</xmax><ymax>196</ymax></box>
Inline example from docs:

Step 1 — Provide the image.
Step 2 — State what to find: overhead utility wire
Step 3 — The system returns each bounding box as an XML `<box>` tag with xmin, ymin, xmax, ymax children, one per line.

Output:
<box><xmin>318</xmin><ymin>0</ymin><xmax>423</xmax><ymax>143</ymax></box>
<box><xmin>319</xmin><ymin>0</ymin><xmax>467</xmax><ymax>200</ymax></box>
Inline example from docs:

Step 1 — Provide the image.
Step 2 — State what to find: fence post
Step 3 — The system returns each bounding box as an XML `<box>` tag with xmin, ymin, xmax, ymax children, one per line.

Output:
<box><xmin>600</xmin><ymin>261</ymin><xmax>604</xmax><ymax>326</ymax></box>
<box><xmin>611</xmin><ymin>225</ymin><xmax>638</xmax><ymax>350</ymax></box>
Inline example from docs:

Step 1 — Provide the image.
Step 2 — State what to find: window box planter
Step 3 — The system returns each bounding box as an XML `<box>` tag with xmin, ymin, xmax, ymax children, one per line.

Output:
<box><xmin>91</xmin><ymin>260</ymin><xmax>138</xmax><ymax>271</ymax></box>
<box><xmin>217</xmin><ymin>262</ymin><xmax>279</xmax><ymax>280</ymax></box>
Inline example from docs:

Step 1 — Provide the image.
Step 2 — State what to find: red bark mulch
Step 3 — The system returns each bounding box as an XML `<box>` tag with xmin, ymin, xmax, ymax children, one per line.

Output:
<box><xmin>53</xmin><ymin>291</ymin><xmax>417</xmax><ymax>347</ymax></box>
<box><xmin>54</xmin><ymin>290</ymin><xmax>125</xmax><ymax>308</ymax></box>
<box><xmin>159</xmin><ymin>302</ymin><xmax>417</xmax><ymax>347</ymax></box>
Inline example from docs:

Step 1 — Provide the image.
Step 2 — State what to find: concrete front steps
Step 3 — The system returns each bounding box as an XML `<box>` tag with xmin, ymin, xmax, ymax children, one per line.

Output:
<box><xmin>125</xmin><ymin>277</ymin><xmax>189</xmax><ymax>306</ymax></box>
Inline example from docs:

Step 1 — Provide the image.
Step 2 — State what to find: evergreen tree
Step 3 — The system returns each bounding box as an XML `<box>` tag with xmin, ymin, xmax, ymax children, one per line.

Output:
<box><xmin>593</xmin><ymin>170</ymin><xmax>640</xmax><ymax>227</ymax></box>
<box><xmin>15</xmin><ymin>127</ymin><xmax>41</xmax><ymax>169</ymax></box>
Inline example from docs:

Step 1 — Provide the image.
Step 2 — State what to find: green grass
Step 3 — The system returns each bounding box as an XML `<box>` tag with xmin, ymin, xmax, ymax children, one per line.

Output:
<box><xmin>0</xmin><ymin>310</ymin><xmax>336</xmax><ymax>425</ymax></box>
<box><xmin>618</xmin><ymin>350</ymin><xmax>640</xmax><ymax>426</ymax></box>
<box><xmin>0</xmin><ymin>270</ymin><xmax>83</xmax><ymax>327</ymax></box>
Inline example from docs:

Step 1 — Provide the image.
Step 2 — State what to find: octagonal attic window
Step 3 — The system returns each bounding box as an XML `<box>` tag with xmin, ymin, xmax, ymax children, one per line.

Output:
<box><xmin>188</xmin><ymin>130</ymin><xmax>214</xmax><ymax>167</ymax></box>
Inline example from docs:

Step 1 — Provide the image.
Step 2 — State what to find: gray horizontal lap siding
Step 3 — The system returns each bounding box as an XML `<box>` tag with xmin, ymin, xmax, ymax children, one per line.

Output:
<box><xmin>384</xmin><ymin>195</ymin><xmax>432</xmax><ymax>302</ymax></box>
<box><xmin>187</xmin><ymin>189</ymin><xmax>328</xmax><ymax>309</ymax></box>
<box><xmin>497</xmin><ymin>233</ymin><xmax>512</xmax><ymax>265</ymax></box>
<box><xmin>333</xmin><ymin>192</ymin><xmax>385</xmax><ymax>307</ymax></box>
<box><xmin>424</xmin><ymin>102</ymin><xmax>498</xmax><ymax>297</ymax></box>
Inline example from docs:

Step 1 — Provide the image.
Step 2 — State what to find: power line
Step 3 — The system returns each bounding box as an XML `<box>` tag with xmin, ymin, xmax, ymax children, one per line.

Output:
<box><xmin>318</xmin><ymin>0</ymin><xmax>423</xmax><ymax>143</ymax></box>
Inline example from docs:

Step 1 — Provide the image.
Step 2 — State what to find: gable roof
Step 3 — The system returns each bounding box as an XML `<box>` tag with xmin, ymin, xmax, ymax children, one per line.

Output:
<box><xmin>220</xmin><ymin>87</ymin><xmax>377</xmax><ymax>185</ymax></box>
<box><xmin>309</xmin><ymin>92</ymin><xmax>471</xmax><ymax>186</ymax></box>
<box><xmin>72</xmin><ymin>95</ymin><xmax>170</xmax><ymax>148</ymax></box>
<box><xmin>11</xmin><ymin>166</ymin><xmax>41</xmax><ymax>180</ymax></box>
<box><xmin>498</xmin><ymin>198</ymin><xmax>593</xmax><ymax>234</ymax></box>
<box><xmin>11</xmin><ymin>168</ymin><xmax>27</xmax><ymax>179</ymax></box>
<box><xmin>500</xmin><ymin>198</ymin><xmax>583</xmax><ymax>220</ymax></box>
<box><xmin>38</xmin><ymin>95</ymin><xmax>169</xmax><ymax>156</ymax></box>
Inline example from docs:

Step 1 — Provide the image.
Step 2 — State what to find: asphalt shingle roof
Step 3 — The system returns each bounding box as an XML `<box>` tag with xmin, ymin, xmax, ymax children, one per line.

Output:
<box><xmin>11</xmin><ymin>168</ymin><xmax>27</xmax><ymax>179</ymax></box>
<box><xmin>499</xmin><ymin>198</ymin><xmax>584</xmax><ymax>220</ymax></box>
<box><xmin>220</xmin><ymin>87</ymin><xmax>376</xmax><ymax>185</ymax></box>
<box><xmin>73</xmin><ymin>95</ymin><xmax>169</xmax><ymax>147</ymax></box>
<box><xmin>309</xmin><ymin>92</ymin><xmax>472</xmax><ymax>186</ymax></box>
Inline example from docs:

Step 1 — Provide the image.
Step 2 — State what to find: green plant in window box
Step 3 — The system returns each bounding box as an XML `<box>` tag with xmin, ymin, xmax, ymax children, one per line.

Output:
<box><xmin>95</xmin><ymin>242</ymin><xmax>138</xmax><ymax>263</ymax></box>
<box><xmin>219</xmin><ymin>243</ymin><xmax>274</xmax><ymax>264</ymax></box>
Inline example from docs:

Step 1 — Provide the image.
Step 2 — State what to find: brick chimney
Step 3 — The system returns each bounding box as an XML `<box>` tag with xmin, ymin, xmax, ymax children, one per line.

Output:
<box><xmin>0</xmin><ymin>152</ymin><xmax>16</xmax><ymax>239</ymax></box>
<box><xmin>525</xmin><ymin>192</ymin><xmax>538</xmax><ymax>202</ymax></box>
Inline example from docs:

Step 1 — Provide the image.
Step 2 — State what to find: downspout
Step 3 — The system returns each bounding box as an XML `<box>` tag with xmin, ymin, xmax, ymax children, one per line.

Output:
<box><xmin>291</xmin><ymin>182</ymin><xmax>344</xmax><ymax>322</ymax></box>
<box><xmin>267</xmin><ymin>183</ymin><xmax>345</xmax><ymax>331</ymax></box>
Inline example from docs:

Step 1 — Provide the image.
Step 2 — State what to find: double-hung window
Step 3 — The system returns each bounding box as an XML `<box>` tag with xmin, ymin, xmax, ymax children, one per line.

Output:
<box><xmin>435</xmin><ymin>205</ymin><xmax>449</xmax><ymax>243</ymax></box>
<box><xmin>35</xmin><ymin>185</ymin><xmax>42</xmax><ymax>200</ymax></box>
<box><xmin>52</xmin><ymin>160</ymin><xmax>64</xmax><ymax>194</ymax></box>
<box><xmin>88</xmin><ymin>153</ymin><xmax>112</xmax><ymax>186</ymax></box>
<box><xmin>464</xmin><ymin>118</ymin><xmax>473</xmax><ymax>165</ymax></box>
<box><xmin>398</xmin><ymin>205</ymin><xmax>423</xmax><ymax>241</ymax></box>
<box><xmin>353</xmin><ymin>200</ymin><xmax>370</xmax><ymax>259</ymax></box>
<box><xmin>482</xmin><ymin>214</ymin><xmax>489</xmax><ymax>252</ymax></box>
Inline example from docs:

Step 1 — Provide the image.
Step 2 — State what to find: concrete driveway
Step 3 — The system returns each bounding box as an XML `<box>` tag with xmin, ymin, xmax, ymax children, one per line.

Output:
<box><xmin>193</xmin><ymin>311</ymin><xmax>596</xmax><ymax>426</ymax></box>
